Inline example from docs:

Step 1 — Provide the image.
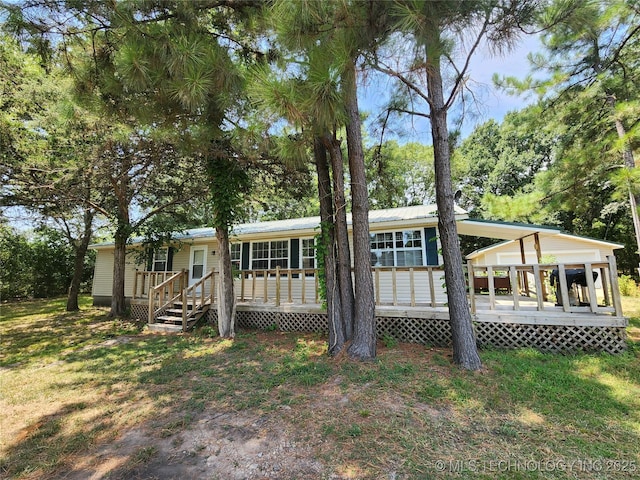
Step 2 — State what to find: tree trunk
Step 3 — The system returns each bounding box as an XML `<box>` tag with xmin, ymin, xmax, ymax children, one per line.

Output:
<box><xmin>110</xmin><ymin>227</ymin><xmax>128</xmax><ymax>317</ymax></box>
<box><xmin>344</xmin><ymin>60</ymin><xmax>376</xmax><ymax>361</ymax></box>
<box><xmin>321</xmin><ymin>133</ymin><xmax>354</xmax><ymax>341</ymax></box>
<box><xmin>66</xmin><ymin>209</ymin><xmax>94</xmax><ymax>311</ymax></box>
<box><xmin>608</xmin><ymin>94</ymin><xmax>640</xmax><ymax>270</ymax></box>
<box><xmin>314</xmin><ymin>137</ymin><xmax>346</xmax><ymax>355</ymax></box>
<box><xmin>216</xmin><ymin>225</ymin><xmax>236</xmax><ymax>338</ymax></box>
<box><xmin>427</xmin><ymin>57</ymin><xmax>482</xmax><ymax>371</ymax></box>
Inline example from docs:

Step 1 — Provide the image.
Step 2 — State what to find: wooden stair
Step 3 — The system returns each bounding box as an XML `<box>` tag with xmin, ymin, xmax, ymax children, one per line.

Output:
<box><xmin>148</xmin><ymin>301</ymin><xmax>211</xmax><ymax>333</ymax></box>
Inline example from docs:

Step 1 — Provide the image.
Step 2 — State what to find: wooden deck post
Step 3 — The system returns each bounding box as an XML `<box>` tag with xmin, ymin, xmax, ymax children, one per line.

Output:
<box><xmin>533</xmin><ymin>233</ymin><xmax>548</xmax><ymax>301</ymax></box>
<box><xmin>409</xmin><ymin>268</ymin><xmax>415</xmax><ymax>307</ymax></box>
<box><xmin>519</xmin><ymin>238</ymin><xmax>530</xmax><ymax>295</ymax></box>
<box><xmin>301</xmin><ymin>270</ymin><xmax>306</xmax><ymax>304</ymax></box>
<box><xmin>392</xmin><ymin>267</ymin><xmax>398</xmax><ymax>306</ymax></box>
<box><xmin>584</xmin><ymin>262</ymin><xmax>599</xmax><ymax>312</ymax></box>
<box><xmin>275</xmin><ymin>267</ymin><xmax>281</xmax><ymax>307</ymax></box>
<box><xmin>607</xmin><ymin>255</ymin><xmax>623</xmax><ymax>317</ymax></box>
<box><xmin>182</xmin><ymin>288</ymin><xmax>187</xmax><ymax>332</ymax></box>
<box><xmin>532</xmin><ymin>264</ymin><xmax>545</xmax><ymax>311</ymax></box>
<box><xmin>263</xmin><ymin>271</ymin><xmax>268</xmax><ymax>303</ymax></box>
<box><xmin>487</xmin><ymin>266</ymin><xmax>496</xmax><ymax>310</ymax></box>
<box><xmin>467</xmin><ymin>261</ymin><xmax>476</xmax><ymax>314</ymax></box>
<box><xmin>557</xmin><ymin>264</ymin><xmax>571</xmax><ymax>312</ymax></box>
<box><xmin>148</xmin><ymin>289</ymin><xmax>154</xmax><ymax>325</ymax></box>
<box><xmin>509</xmin><ymin>265</ymin><xmax>520</xmax><ymax>310</ymax></box>
<box><xmin>428</xmin><ymin>268</ymin><xmax>436</xmax><ymax>308</ymax></box>
<box><xmin>133</xmin><ymin>271</ymin><xmax>139</xmax><ymax>299</ymax></box>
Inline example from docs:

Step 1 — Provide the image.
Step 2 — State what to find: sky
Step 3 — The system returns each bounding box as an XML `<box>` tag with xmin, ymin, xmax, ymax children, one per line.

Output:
<box><xmin>360</xmin><ymin>34</ymin><xmax>543</xmax><ymax>142</ymax></box>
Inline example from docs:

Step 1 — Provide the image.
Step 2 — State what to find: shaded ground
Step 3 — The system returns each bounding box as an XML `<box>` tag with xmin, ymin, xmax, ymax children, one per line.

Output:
<box><xmin>2</xmin><ymin>297</ymin><xmax>640</xmax><ymax>479</ymax></box>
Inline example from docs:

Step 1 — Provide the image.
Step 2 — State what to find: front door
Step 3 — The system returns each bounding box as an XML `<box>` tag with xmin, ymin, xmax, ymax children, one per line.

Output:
<box><xmin>189</xmin><ymin>246</ymin><xmax>207</xmax><ymax>287</ymax></box>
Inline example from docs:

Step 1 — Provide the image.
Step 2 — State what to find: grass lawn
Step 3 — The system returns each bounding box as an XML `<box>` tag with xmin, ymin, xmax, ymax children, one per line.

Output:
<box><xmin>1</xmin><ymin>296</ymin><xmax>639</xmax><ymax>479</ymax></box>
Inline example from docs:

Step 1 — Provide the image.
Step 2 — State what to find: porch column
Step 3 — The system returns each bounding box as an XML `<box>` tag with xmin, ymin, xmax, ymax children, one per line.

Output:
<box><xmin>519</xmin><ymin>238</ymin><xmax>530</xmax><ymax>296</ymax></box>
<box><xmin>534</xmin><ymin>233</ymin><xmax>548</xmax><ymax>301</ymax></box>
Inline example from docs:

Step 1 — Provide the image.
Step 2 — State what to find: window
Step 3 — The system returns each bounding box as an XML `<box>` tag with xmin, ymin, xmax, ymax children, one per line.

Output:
<box><xmin>370</xmin><ymin>230</ymin><xmax>424</xmax><ymax>267</ymax></box>
<box><xmin>251</xmin><ymin>240</ymin><xmax>289</xmax><ymax>270</ymax></box>
<box><xmin>301</xmin><ymin>238</ymin><xmax>315</xmax><ymax>270</ymax></box>
<box><xmin>230</xmin><ymin>243</ymin><xmax>241</xmax><ymax>271</ymax></box>
<box><xmin>152</xmin><ymin>248</ymin><xmax>168</xmax><ymax>272</ymax></box>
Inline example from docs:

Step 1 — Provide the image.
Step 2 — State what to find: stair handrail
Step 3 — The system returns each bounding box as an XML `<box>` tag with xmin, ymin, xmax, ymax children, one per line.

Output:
<box><xmin>183</xmin><ymin>270</ymin><xmax>216</xmax><ymax>323</ymax></box>
<box><xmin>148</xmin><ymin>269</ymin><xmax>188</xmax><ymax>325</ymax></box>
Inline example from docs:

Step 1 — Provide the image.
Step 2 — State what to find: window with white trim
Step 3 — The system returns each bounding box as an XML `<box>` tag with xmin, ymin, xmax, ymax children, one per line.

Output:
<box><xmin>301</xmin><ymin>238</ymin><xmax>315</xmax><ymax>270</ymax></box>
<box><xmin>370</xmin><ymin>230</ymin><xmax>424</xmax><ymax>267</ymax></box>
<box><xmin>152</xmin><ymin>248</ymin><xmax>169</xmax><ymax>272</ymax></box>
<box><xmin>230</xmin><ymin>243</ymin><xmax>241</xmax><ymax>271</ymax></box>
<box><xmin>251</xmin><ymin>240</ymin><xmax>289</xmax><ymax>270</ymax></box>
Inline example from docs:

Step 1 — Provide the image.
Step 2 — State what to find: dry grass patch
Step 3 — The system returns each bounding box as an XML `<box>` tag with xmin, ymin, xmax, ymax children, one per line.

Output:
<box><xmin>1</xmin><ymin>296</ymin><xmax>639</xmax><ymax>479</ymax></box>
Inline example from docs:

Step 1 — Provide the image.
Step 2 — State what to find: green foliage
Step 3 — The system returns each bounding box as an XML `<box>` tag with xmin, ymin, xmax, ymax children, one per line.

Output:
<box><xmin>206</xmin><ymin>149</ymin><xmax>251</xmax><ymax>230</ymax></box>
<box><xmin>382</xmin><ymin>334</ymin><xmax>398</xmax><ymax>349</ymax></box>
<box><xmin>618</xmin><ymin>275</ymin><xmax>639</xmax><ymax>297</ymax></box>
<box><xmin>0</xmin><ymin>225</ymin><xmax>32</xmax><ymax>299</ymax></box>
<box><xmin>0</xmin><ymin>226</ymin><xmax>94</xmax><ymax>300</ymax></box>
<box><xmin>366</xmin><ymin>141</ymin><xmax>435</xmax><ymax>209</ymax></box>
<box><xmin>314</xmin><ymin>223</ymin><xmax>330</xmax><ymax>308</ymax></box>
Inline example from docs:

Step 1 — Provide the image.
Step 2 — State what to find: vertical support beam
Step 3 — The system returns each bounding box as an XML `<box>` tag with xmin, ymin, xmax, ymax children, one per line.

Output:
<box><xmin>133</xmin><ymin>271</ymin><xmax>139</xmax><ymax>299</ymax></box>
<box><xmin>519</xmin><ymin>238</ymin><xmax>530</xmax><ymax>295</ymax></box>
<box><xmin>532</xmin><ymin>264</ymin><xmax>545</xmax><ymax>311</ymax></box>
<box><xmin>392</xmin><ymin>268</ymin><xmax>397</xmax><ymax>306</ymax></box>
<box><xmin>240</xmin><ymin>272</ymin><xmax>245</xmax><ymax>302</ymax></box>
<box><xmin>375</xmin><ymin>268</ymin><xmax>380</xmax><ymax>305</ymax></box>
<box><xmin>315</xmin><ymin>270</ymin><xmax>319</xmax><ymax>304</ymax></box>
<box><xmin>428</xmin><ymin>268</ymin><xmax>436</xmax><ymax>307</ymax></box>
<box><xmin>509</xmin><ymin>265</ymin><xmax>520</xmax><ymax>311</ymax></box>
<box><xmin>487</xmin><ymin>266</ymin><xmax>496</xmax><ymax>310</ymax></box>
<box><xmin>600</xmin><ymin>266</ymin><xmax>610</xmax><ymax>306</ymax></box>
<box><xmin>409</xmin><ymin>268</ymin><xmax>415</xmax><ymax>307</ymax></box>
<box><xmin>287</xmin><ymin>269</ymin><xmax>292</xmax><ymax>303</ymax></box>
<box><xmin>534</xmin><ymin>233</ymin><xmax>548</xmax><ymax>301</ymax></box>
<box><xmin>182</xmin><ymin>288</ymin><xmax>187</xmax><ymax>332</ymax></box>
<box><xmin>141</xmin><ymin>273</ymin><xmax>147</xmax><ymax>297</ymax></box>
<box><xmin>467</xmin><ymin>261</ymin><xmax>476</xmax><ymax>314</ymax></box>
<box><xmin>275</xmin><ymin>267</ymin><xmax>281</xmax><ymax>307</ymax></box>
<box><xmin>211</xmin><ymin>271</ymin><xmax>216</xmax><ymax>305</ymax></box>
<box><xmin>607</xmin><ymin>255</ymin><xmax>623</xmax><ymax>317</ymax></box>
<box><xmin>251</xmin><ymin>272</ymin><xmax>256</xmax><ymax>302</ymax></box>
<box><xmin>301</xmin><ymin>270</ymin><xmax>306</xmax><ymax>304</ymax></box>
<box><xmin>558</xmin><ymin>264</ymin><xmax>571</xmax><ymax>312</ymax></box>
<box><xmin>148</xmin><ymin>288</ymin><xmax>154</xmax><ymax>325</ymax></box>
<box><xmin>584</xmin><ymin>262</ymin><xmax>598</xmax><ymax>312</ymax></box>
<box><xmin>263</xmin><ymin>270</ymin><xmax>268</xmax><ymax>303</ymax></box>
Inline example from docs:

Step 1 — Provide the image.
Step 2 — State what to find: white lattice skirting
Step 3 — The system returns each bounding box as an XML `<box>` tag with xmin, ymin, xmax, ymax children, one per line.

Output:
<box><xmin>130</xmin><ymin>303</ymin><xmax>627</xmax><ymax>354</ymax></box>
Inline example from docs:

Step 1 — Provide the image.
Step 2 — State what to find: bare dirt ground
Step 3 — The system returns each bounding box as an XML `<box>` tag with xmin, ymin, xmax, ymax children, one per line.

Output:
<box><xmin>65</xmin><ymin>409</ymin><xmax>328</xmax><ymax>480</ymax></box>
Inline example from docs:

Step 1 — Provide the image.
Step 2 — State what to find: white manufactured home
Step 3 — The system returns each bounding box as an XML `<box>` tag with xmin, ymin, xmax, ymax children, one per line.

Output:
<box><xmin>90</xmin><ymin>205</ymin><xmax>628</xmax><ymax>353</ymax></box>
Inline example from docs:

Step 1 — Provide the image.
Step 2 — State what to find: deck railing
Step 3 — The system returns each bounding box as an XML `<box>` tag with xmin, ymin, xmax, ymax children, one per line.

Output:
<box><xmin>136</xmin><ymin>256</ymin><xmax>623</xmax><ymax>320</ymax></box>
<box><xmin>467</xmin><ymin>255</ymin><xmax>622</xmax><ymax>317</ymax></box>
<box><xmin>147</xmin><ymin>270</ymin><xmax>188</xmax><ymax>325</ymax></box>
<box><xmin>133</xmin><ymin>270</ymin><xmax>182</xmax><ymax>299</ymax></box>
<box><xmin>234</xmin><ymin>266</ymin><xmax>447</xmax><ymax>307</ymax></box>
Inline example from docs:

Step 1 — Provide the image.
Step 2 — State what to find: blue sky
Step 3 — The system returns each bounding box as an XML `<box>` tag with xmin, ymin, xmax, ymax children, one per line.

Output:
<box><xmin>360</xmin><ymin>34</ymin><xmax>542</xmax><ymax>142</ymax></box>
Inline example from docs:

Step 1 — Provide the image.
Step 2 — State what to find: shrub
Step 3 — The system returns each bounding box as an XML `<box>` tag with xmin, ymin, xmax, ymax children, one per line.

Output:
<box><xmin>618</xmin><ymin>274</ymin><xmax>639</xmax><ymax>297</ymax></box>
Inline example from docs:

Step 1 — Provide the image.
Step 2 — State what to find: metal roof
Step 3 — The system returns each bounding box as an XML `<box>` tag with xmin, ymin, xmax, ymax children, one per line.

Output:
<box><xmin>456</xmin><ymin>218</ymin><xmax>562</xmax><ymax>241</ymax></box>
<box><xmin>91</xmin><ymin>204</ymin><xmax>456</xmax><ymax>247</ymax></box>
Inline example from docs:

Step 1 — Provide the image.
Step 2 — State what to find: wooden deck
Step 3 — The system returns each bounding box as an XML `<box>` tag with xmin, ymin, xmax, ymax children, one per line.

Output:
<box><xmin>131</xmin><ymin>256</ymin><xmax>626</xmax><ymax>339</ymax></box>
